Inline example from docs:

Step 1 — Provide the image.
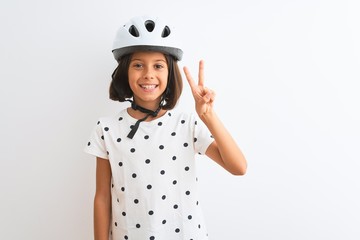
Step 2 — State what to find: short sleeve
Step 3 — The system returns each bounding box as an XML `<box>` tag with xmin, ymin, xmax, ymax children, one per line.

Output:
<box><xmin>83</xmin><ymin>119</ymin><xmax>109</xmax><ymax>159</ymax></box>
<box><xmin>193</xmin><ymin>116</ymin><xmax>214</xmax><ymax>155</ymax></box>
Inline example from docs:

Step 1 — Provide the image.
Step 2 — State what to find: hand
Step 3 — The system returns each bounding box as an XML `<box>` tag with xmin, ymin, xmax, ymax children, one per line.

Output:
<box><xmin>183</xmin><ymin>60</ymin><xmax>216</xmax><ymax>118</ymax></box>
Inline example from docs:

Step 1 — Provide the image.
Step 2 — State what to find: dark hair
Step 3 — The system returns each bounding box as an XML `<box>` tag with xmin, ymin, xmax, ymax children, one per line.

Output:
<box><xmin>109</xmin><ymin>53</ymin><xmax>183</xmax><ymax>110</ymax></box>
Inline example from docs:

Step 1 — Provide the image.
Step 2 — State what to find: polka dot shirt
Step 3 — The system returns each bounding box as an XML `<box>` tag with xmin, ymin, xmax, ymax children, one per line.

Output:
<box><xmin>84</xmin><ymin>109</ymin><xmax>214</xmax><ymax>240</ymax></box>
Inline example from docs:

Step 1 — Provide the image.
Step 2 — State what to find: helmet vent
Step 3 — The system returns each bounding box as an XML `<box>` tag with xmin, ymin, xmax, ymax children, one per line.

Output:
<box><xmin>129</xmin><ymin>25</ymin><xmax>139</xmax><ymax>37</ymax></box>
<box><xmin>161</xmin><ymin>26</ymin><xmax>171</xmax><ymax>38</ymax></box>
<box><xmin>145</xmin><ymin>20</ymin><xmax>155</xmax><ymax>32</ymax></box>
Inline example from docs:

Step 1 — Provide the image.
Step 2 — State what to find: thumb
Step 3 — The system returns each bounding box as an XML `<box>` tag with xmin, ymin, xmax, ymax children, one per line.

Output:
<box><xmin>204</xmin><ymin>93</ymin><xmax>211</xmax><ymax>102</ymax></box>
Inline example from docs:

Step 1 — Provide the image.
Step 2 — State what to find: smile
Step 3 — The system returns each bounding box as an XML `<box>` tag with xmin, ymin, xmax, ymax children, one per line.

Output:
<box><xmin>140</xmin><ymin>84</ymin><xmax>158</xmax><ymax>90</ymax></box>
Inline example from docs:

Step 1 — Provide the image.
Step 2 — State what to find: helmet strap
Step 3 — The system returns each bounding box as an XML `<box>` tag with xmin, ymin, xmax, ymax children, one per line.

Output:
<box><xmin>125</xmin><ymin>98</ymin><xmax>163</xmax><ymax>139</ymax></box>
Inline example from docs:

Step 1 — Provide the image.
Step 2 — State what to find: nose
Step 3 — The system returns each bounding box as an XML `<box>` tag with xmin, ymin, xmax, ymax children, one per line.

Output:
<box><xmin>143</xmin><ymin>67</ymin><xmax>154</xmax><ymax>79</ymax></box>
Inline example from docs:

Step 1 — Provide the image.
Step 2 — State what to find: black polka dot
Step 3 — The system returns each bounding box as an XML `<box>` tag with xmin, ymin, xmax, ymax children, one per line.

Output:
<box><xmin>183</xmin><ymin>143</ymin><xmax>188</xmax><ymax>147</ymax></box>
<box><xmin>161</xmin><ymin>195</ymin><xmax>166</xmax><ymax>200</ymax></box>
<box><xmin>148</xmin><ymin>210</ymin><xmax>154</xmax><ymax>215</ymax></box>
<box><xmin>112</xmin><ymin>184</ymin><xmax>114</xmax><ymax>188</ymax></box>
<box><xmin>175</xmin><ymin>228</ymin><xmax>180</xmax><ymax>233</ymax></box>
<box><xmin>124</xmin><ymin>236</ymin><xmax>128</xmax><ymax>240</ymax></box>
<box><xmin>119</xmin><ymin>162</ymin><xmax>123</xmax><ymax>167</ymax></box>
<box><xmin>186</xmin><ymin>191</ymin><xmax>190</xmax><ymax>195</ymax></box>
<box><xmin>87</xmin><ymin>142</ymin><xmax>91</xmax><ymax>146</ymax></box>
<box><xmin>150</xmin><ymin>236</ymin><xmax>155</xmax><ymax>240</ymax></box>
<box><xmin>121</xmin><ymin>187</ymin><xmax>125</xmax><ymax>191</ymax></box>
<box><xmin>117</xmin><ymin>198</ymin><xmax>119</xmax><ymax>202</ymax></box>
<box><xmin>194</xmin><ymin>137</ymin><xmax>197</xmax><ymax>142</ymax></box>
<box><xmin>107</xmin><ymin>151</ymin><xmax>109</xmax><ymax>155</ymax></box>
<box><xmin>118</xmin><ymin>117</ymin><xmax>123</xmax><ymax>121</ymax></box>
<box><xmin>97</xmin><ymin>121</ymin><xmax>100</xmax><ymax>125</ymax></box>
<box><xmin>172</xmin><ymin>180</ymin><xmax>177</xmax><ymax>185</ymax></box>
<box><xmin>134</xmin><ymin>199</ymin><xmax>139</xmax><ymax>204</ymax></box>
<box><xmin>132</xmin><ymin>173</ymin><xmax>137</xmax><ymax>178</ymax></box>
<box><xmin>136</xmin><ymin>223</ymin><xmax>141</xmax><ymax>228</ymax></box>
<box><xmin>168</xmin><ymin>112</ymin><xmax>171</xmax><ymax>116</ymax></box>
<box><xmin>195</xmin><ymin>120</ymin><xmax>198</xmax><ymax>125</ymax></box>
<box><xmin>122</xmin><ymin>212</ymin><xmax>126</xmax><ymax>216</ymax></box>
<box><xmin>144</xmin><ymin>135</ymin><xmax>149</xmax><ymax>139</ymax></box>
<box><xmin>147</xmin><ymin>184</ymin><xmax>152</xmax><ymax>190</ymax></box>
<box><xmin>173</xmin><ymin>204</ymin><xmax>178</xmax><ymax>209</ymax></box>
<box><xmin>117</xmin><ymin>138</ymin><xmax>121</xmax><ymax>142</ymax></box>
<box><xmin>185</xmin><ymin>166</ymin><xmax>190</xmax><ymax>171</ymax></box>
<box><xmin>172</xmin><ymin>156</ymin><xmax>176</xmax><ymax>161</ymax></box>
<box><xmin>130</xmin><ymin>125</ymin><xmax>134</xmax><ymax>129</ymax></box>
<box><xmin>160</xmin><ymin>170</ymin><xmax>165</xmax><ymax>175</ymax></box>
<box><xmin>181</xmin><ymin>120</ymin><xmax>185</xmax><ymax>124</ymax></box>
<box><xmin>101</xmin><ymin>135</ymin><xmax>104</xmax><ymax>140</ymax></box>
<box><xmin>162</xmin><ymin>219</ymin><xmax>166</xmax><ymax>224</ymax></box>
<box><xmin>171</xmin><ymin>132</ymin><xmax>176</xmax><ymax>136</ymax></box>
<box><xmin>158</xmin><ymin>122</ymin><xmax>162</xmax><ymax>126</ymax></box>
<box><xmin>130</xmin><ymin>148</ymin><xmax>135</xmax><ymax>153</ymax></box>
<box><xmin>210</xmin><ymin>135</ymin><xmax>214</xmax><ymax>138</ymax></box>
<box><xmin>104</xmin><ymin>127</ymin><xmax>109</xmax><ymax>131</ymax></box>
<box><xmin>188</xmin><ymin>215</ymin><xmax>192</xmax><ymax>220</ymax></box>
<box><xmin>159</xmin><ymin>145</ymin><xmax>164</xmax><ymax>150</ymax></box>
<box><xmin>145</xmin><ymin>159</ymin><xmax>151</xmax><ymax>164</ymax></box>
<box><xmin>198</xmin><ymin>224</ymin><xmax>201</xmax><ymax>229</ymax></box>
<box><xmin>115</xmin><ymin>222</ymin><xmax>117</xmax><ymax>226</ymax></box>
<box><xmin>196</xmin><ymin>201</ymin><xmax>199</xmax><ymax>205</ymax></box>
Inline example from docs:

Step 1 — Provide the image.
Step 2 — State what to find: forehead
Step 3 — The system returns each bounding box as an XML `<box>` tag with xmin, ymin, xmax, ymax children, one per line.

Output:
<box><xmin>131</xmin><ymin>51</ymin><xmax>166</xmax><ymax>61</ymax></box>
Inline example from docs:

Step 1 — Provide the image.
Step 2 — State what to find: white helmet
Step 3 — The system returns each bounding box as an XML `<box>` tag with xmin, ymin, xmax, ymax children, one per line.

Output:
<box><xmin>112</xmin><ymin>15</ymin><xmax>183</xmax><ymax>62</ymax></box>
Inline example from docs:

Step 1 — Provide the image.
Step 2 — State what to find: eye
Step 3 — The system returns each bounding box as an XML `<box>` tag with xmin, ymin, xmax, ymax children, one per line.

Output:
<box><xmin>154</xmin><ymin>64</ymin><xmax>165</xmax><ymax>69</ymax></box>
<box><xmin>133</xmin><ymin>63</ymin><xmax>143</xmax><ymax>68</ymax></box>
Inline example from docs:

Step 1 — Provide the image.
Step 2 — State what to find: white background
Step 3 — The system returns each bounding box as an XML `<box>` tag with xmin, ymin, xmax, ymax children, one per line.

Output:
<box><xmin>1</xmin><ymin>0</ymin><xmax>360</xmax><ymax>239</ymax></box>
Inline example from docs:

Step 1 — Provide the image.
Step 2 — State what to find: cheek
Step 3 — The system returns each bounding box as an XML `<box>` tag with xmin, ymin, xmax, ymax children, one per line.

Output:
<box><xmin>127</xmin><ymin>76</ymin><xmax>137</xmax><ymax>91</ymax></box>
<box><xmin>128</xmin><ymin>71</ymin><xmax>137</xmax><ymax>83</ymax></box>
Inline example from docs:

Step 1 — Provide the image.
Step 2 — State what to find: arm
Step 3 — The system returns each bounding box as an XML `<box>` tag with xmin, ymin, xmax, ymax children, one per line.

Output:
<box><xmin>183</xmin><ymin>60</ymin><xmax>247</xmax><ymax>175</ymax></box>
<box><xmin>202</xmin><ymin>111</ymin><xmax>247</xmax><ymax>175</ymax></box>
<box><xmin>94</xmin><ymin>157</ymin><xmax>112</xmax><ymax>240</ymax></box>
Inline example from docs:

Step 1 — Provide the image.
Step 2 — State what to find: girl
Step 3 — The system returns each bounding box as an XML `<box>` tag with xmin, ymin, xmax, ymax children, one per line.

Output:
<box><xmin>85</xmin><ymin>15</ymin><xmax>247</xmax><ymax>240</ymax></box>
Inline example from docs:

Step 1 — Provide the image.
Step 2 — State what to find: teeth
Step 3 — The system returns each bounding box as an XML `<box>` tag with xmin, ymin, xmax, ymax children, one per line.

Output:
<box><xmin>141</xmin><ymin>85</ymin><xmax>156</xmax><ymax>89</ymax></box>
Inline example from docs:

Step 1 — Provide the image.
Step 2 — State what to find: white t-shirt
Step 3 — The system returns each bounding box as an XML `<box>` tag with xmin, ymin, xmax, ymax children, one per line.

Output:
<box><xmin>84</xmin><ymin>108</ymin><xmax>214</xmax><ymax>240</ymax></box>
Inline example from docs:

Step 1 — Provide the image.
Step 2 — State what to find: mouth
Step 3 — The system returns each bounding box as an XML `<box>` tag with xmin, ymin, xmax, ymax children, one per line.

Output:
<box><xmin>140</xmin><ymin>84</ymin><xmax>158</xmax><ymax>90</ymax></box>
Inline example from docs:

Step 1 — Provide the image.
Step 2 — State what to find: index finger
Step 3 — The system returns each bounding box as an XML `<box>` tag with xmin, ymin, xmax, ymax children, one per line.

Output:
<box><xmin>183</xmin><ymin>66</ymin><xmax>197</xmax><ymax>90</ymax></box>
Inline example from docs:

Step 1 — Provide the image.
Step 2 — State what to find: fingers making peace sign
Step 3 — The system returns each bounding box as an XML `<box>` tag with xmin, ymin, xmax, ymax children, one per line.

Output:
<box><xmin>183</xmin><ymin>60</ymin><xmax>216</xmax><ymax>118</ymax></box>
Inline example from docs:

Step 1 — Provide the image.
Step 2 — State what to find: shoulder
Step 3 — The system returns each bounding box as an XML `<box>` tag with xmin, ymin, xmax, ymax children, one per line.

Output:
<box><xmin>169</xmin><ymin>109</ymin><xmax>197</xmax><ymax>124</ymax></box>
<box><xmin>96</xmin><ymin>109</ymin><xmax>127</xmax><ymax>127</ymax></box>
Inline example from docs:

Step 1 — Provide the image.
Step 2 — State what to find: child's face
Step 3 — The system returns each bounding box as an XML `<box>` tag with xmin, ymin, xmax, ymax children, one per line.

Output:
<box><xmin>128</xmin><ymin>51</ymin><xmax>169</xmax><ymax>107</ymax></box>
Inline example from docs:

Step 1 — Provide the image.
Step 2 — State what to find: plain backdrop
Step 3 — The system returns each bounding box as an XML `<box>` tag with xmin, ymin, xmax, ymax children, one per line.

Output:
<box><xmin>1</xmin><ymin>0</ymin><xmax>360</xmax><ymax>239</ymax></box>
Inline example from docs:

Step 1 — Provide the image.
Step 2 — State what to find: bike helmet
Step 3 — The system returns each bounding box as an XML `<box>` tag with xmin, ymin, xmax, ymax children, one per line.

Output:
<box><xmin>112</xmin><ymin>15</ymin><xmax>183</xmax><ymax>62</ymax></box>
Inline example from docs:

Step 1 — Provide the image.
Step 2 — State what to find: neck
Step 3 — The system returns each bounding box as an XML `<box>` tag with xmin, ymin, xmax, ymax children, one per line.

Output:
<box><xmin>127</xmin><ymin>107</ymin><xmax>166</xmax><ymax>121</ymax></box>
<box><xmin>133</xmin><ymin>96</ymin><xmax>162</xmax><ymax>110</ymax></box>
<box><xmin>126</xmin><ymin>99</ymin><xmax>164</xmax><ymax>120</ymax></box>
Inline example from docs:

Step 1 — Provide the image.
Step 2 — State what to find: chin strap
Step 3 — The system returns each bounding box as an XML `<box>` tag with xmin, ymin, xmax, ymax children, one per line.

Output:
<box><xmin>125</xmin><ymin>85</ymin><xmax>170</xmax><ymax>139</ymax></box>
<box><xmin>126</xmin><ymin>99</ymin><xmax>162</xmax><ymax>139</ymax></box>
